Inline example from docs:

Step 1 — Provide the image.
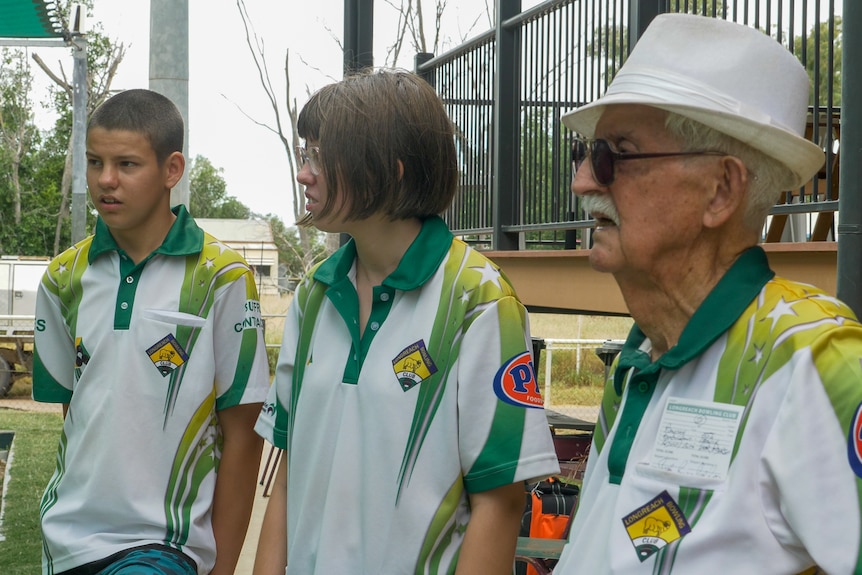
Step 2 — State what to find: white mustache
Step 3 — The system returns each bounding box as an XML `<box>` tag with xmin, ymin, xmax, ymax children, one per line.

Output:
<box><xmin>580</xmin><ymin>194</ymin><xmax>620</xmax><ymax>226</ymax></box>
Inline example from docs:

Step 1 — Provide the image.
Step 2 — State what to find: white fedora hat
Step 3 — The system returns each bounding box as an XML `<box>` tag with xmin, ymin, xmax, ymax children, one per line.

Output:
<box><xmin>561</xmin><ymin>13</ymin><xmax>825</xmax><ymax>190</ymax></box>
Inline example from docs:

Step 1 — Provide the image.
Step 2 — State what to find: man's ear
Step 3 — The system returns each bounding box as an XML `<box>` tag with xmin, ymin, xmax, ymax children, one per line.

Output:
<box><xmin>164</xmin><ymin>151</ymin><xmax>185</xmax><ymax>189</ymax></box>
<box><xmin>703</xmin><ymin>156</ymin><xmax>748</xmax><ymax>229</ymax></box>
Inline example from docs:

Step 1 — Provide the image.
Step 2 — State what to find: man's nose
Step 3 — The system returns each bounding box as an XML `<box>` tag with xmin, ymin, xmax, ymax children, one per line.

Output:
<box><xmin>571</xmin><ymin>159</ymin><xmax>602</xmax><ymax>197</ymax></box>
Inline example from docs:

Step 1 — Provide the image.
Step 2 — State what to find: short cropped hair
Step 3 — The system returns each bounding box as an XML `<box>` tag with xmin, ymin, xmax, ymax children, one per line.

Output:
<box><xmin>665</xmin><ymin>112</ymin><xmax>791</xmax><ymax>232</ymax></box>
<box><xmin>297</xmin><ymin>69</ymin><xmax>459</xmax><ymax>222</ymax></box>
<box><xmin>88</xmin><ymin>89</ymin><xmax>184</xmax><ymax>165</ymax></box>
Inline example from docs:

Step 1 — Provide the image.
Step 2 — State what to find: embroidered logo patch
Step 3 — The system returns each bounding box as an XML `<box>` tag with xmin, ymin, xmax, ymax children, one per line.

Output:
<box><xmin>392</xmin><ymin>340</ymin><xmax>438</xmax><ymax>391</ymax></box>
<box><xmin>146</xmin><ymin>334</ymin><xmax>189</xmax><ymax>377</ymax></box>
<box><xmin>493</xmin><ymin>351</ymin><xmax>543</xmax><ymax>408</ymax></box>
<box><xmin>622</xmin><ymin>490</ymin><xmax>692</xmax><ymax>562</ymax></box>
<box><xmin>848</xmin><ymin>401</ymin><xmax>862</xmax><ymax>478</ymax></box>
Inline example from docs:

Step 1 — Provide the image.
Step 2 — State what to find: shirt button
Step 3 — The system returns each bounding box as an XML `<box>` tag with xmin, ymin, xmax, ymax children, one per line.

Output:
<box><xmin>370</xmin><ymin>322</ymin><xmax>380</xmax><ymax>331</ymax></box>
<box><xmin>120</xmin><ymin>302</ymin><xmax>129</xmax><ymax>310</ymax></box>
<box><xmin>380</xmin><ymin>293</ymin><xmax>390</xmax><ymax>302</ymax></box>
<box><xmin>125</xmin><ymin>276</ymin><xmax>134</xmax><ymax>284</ymax></box>
<box><xmin>637</xmin><ymin>381</ymin><xmax>649</xmax><ymax>393</ymax></box>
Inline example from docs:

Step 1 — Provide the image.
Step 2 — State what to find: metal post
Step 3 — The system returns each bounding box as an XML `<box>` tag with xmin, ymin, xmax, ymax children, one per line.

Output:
<box><xmin>344</xmin><ymin>0</ymin><xmax>374</xmax><ymax>74</ymax></box>
<box><xmin>149</xmin><ymin>0</ymin><xmax>190</xmax><ymax>209</ymax></box>
<box><xmin>838</xmin><ymin>0</ymin><xmax>862</xmax><ymax>317</ymax></box>
<box><xmin>70</xmin><ymin>34</ymin><xmax>88</xmax><ymax>243</ymax></box>
<box><xmin>629</xmin><ymin>0</ymin><xmax>663</xmax><ymax>49</ymax></box>
<box><xmin>492</xmin><ymin>0</ymin><xmax>521</xmax><ymax>251</ymax></box>
<box><xmin>415</xmin><ymin>52</ymin><xmax>435</xmax><ymax>87</ymax></box>
<box><xmin>339</xmin><ymin>0</ymin><xmax>374</xmax><ymax>248</ymax></box>
<box><xmin>544</xmin><ymin>341</ymin><xmax>553</xmax><ymax>406</ymax></box>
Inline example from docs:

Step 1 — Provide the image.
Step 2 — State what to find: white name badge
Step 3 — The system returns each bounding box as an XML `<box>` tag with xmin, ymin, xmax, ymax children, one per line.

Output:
<box><xmin>647</xmin><ymin>397</ymin><xmax>744</xmax><ymax>482</ymax></box>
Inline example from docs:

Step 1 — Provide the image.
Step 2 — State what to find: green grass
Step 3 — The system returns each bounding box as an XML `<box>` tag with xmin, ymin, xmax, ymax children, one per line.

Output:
<box><xmin>536</xmin><ymin>346</ymin><xmax>607</xmax><ymax>407</ymax></box>
<box><xmin>0</xmin><ymin>409</ymin><xmax>64</xmax><ymax>574</ymax></box>
<box><xmin>530</xmin><ymin>313</ymin><xmax>631</xmax><ymax>408</ymax></box>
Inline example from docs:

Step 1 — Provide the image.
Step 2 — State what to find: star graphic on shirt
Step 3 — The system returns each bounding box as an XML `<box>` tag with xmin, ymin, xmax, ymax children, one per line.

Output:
<box><xmin>207</xmin><ymin>240</ymin><xmax>229</xmax><ymax>255</ymax></box>
<box><xmin>749</xmin><ymin>343</ymin><xmax>764</xmax><ymax>365</ymax></box>
<box><xmin>469</xmin><ymin>262</ymin><xmax>502</xmax><ymax>290</ymax></box>
<box><xmin>56</xmin><ymin>262</ymin><xmax>68</xmax><ymax>275</ymax></box>
<box><xmin>203</xmin><ymin>257</ymin><xmax>215</xmax><ymax>269</ymax></box>
<box><xmin>763</xmin><ymin>297</ymin><xmax>798</xmax><ymax>328</ymax></box>
<box><xmin>459</xmin><ymin>286</ymin><xmax>472</xmax><ymax>304</ymax></box>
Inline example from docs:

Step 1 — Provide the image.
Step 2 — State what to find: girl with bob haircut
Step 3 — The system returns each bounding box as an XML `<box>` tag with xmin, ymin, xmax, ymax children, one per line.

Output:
<box><xmin>253</xmin><ymin>69</ymin><xmax>559</xmax><ymax>575</ymax></box>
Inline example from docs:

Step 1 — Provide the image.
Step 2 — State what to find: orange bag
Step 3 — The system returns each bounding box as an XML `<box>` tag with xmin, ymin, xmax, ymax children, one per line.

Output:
<box><xmin>524</xmin><ymin>478</ymin><xmax>579</xmax><ymax>575</ymax></box>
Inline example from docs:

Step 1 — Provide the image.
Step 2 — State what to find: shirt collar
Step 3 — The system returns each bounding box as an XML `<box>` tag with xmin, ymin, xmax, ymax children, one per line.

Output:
<box><xmin>312</xmin><ymin>216</ymin><xmax>453</xmax><ymax>290</ymax></box>
<box><xmin>614</xmin><ymin>245</ymin><xmax>774</xmax><ymax>392</ymax></box>
<box><xmin>88</xmin><ymin>204</ymin><xmax>205</xmax><ymax>263</ymax></box>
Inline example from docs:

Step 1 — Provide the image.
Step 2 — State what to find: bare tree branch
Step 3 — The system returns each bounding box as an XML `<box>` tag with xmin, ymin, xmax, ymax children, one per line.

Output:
<box><xmin>31</xmin><ymin>53</ymin><xmax>73</xmax><ymax>99</ymax></box>
<box><xmin>235</xmin><ymin>0</ymin><xmax>315</xmax><ymax>261</ymax></box>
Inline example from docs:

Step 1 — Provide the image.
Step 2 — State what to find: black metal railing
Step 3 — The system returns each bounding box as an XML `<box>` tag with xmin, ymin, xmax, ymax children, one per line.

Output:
<box><xmin>417</xmin><ymin>0</ymin><xmax>842</xmax><ymax>248</ymax></box>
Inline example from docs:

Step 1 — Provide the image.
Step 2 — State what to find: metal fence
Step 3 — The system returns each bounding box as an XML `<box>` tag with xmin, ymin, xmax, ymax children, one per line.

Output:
<box><xmin>417</xmin><ymin>0</ymin><xmax>842</xmax><ymax>248</ymax></box>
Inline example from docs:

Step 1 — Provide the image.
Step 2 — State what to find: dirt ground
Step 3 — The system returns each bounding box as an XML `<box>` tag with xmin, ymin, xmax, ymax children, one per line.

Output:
<box><xmin>0</xmin><ymin>396</ymin><xmax>61</xmax><ymax>413</ymax></box>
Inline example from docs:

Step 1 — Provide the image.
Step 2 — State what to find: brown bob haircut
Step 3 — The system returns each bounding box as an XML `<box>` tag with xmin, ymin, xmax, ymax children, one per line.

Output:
<box><xmin>297</xmin><ymin>69</ymin><xmax>459</xmax><ymax>223</ymax></box>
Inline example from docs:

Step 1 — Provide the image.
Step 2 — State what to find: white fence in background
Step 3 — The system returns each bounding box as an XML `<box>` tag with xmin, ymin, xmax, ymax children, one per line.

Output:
<box><xmin>538</xmin><ymin>338</ymin><xmax>626</xmax><ymax>410</ymax></box>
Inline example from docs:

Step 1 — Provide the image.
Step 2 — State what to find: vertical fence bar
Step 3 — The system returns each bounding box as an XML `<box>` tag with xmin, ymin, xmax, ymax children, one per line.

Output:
<box><xmin>838</xmin><ymin>0</ymin><xmax>862</xmax><ymax>317</ymax></box>
<box><xmin>492</xmin><ymin>0</ymin><xmax>522</xmax><ymax>250</ymax></box>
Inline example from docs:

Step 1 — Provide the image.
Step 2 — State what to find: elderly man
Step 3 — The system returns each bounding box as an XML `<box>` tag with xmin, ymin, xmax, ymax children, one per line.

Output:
<box><xmin>553</xmin><ymin>13</ymin><xmax>862</xmax><ymax>574</ymax></box>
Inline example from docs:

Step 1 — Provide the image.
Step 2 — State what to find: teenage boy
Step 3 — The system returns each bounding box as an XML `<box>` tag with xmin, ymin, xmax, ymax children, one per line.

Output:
<box><xmin>33</xmin><ymin>88</ymin><xmax>270</xmax><ymax>575</ymax></box>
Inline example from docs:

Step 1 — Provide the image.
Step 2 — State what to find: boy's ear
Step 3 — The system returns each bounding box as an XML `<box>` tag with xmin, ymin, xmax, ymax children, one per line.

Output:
<box><xmin>164</xmin><ymin>152</ymin><xmax>185</xmax><ymax>189</ymax></box>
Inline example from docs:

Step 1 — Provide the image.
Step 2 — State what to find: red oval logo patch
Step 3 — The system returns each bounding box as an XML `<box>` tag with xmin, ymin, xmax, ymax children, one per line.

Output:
<box><xmin>848</xmin><ymin>401</ymin><xmax>862</xmax><ymax>478</ymax></box>
<box><xmin>493</xmin><ymin>351</ymin><xmax>544</xmax><ymax>409</ymax></box>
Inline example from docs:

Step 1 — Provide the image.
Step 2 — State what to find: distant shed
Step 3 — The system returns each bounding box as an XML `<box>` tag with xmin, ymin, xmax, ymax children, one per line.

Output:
<box><xmin>195</xmin><ymin>218</ymin><xmax>280</xmax><ymax>294</ymax></box>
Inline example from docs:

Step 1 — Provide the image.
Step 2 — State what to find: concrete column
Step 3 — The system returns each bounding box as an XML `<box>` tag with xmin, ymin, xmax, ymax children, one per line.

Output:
<box><xmin>149</xmin><ymin>0</ymin><xmax>190</xmax><ymax>209</ymax></box>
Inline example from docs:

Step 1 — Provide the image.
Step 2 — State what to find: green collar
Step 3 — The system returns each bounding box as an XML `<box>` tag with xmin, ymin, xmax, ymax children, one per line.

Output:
<box><xmin>614</xmin><ymin>246</ymin><xmax>775</xmax><ymax>392</ymax></box>
<box><xmin>313</xmin><ymin>216</ymin><xmax>454</xmax><ymax>290</ymax></box>
<box><xmin>88</xmin><ymin>205</ymin><xmax>205</xmax><ymax>263</ymax></box>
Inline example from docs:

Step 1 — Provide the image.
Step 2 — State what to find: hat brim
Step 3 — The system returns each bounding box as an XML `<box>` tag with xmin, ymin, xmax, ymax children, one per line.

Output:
<box><xmin>561</xmin><ymin>98</ymin><xmax>825</xmax><ymax>190</ymax></box>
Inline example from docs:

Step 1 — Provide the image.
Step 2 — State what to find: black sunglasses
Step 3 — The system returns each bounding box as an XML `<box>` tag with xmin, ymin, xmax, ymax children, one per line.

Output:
<box><xmin>572</xmin><ymin>137</ymin><xmax>726</xmax><ymax>186</ymax></box>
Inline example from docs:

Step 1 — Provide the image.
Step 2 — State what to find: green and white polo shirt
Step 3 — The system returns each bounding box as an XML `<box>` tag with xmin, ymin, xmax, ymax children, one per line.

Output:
<box><xmin>555</xmin><ymin>246</ymin><xmax>862</xmax><ymax>574</ymax></box>
<box><xmin>33</xmin><ymin>206</ymin><xmax>271</xmax><ymax>575</ymax></box>
<box><xmin>255</xmin><ymin>215</ymin><xmax>559</xmax><ymax>575</ymax></box>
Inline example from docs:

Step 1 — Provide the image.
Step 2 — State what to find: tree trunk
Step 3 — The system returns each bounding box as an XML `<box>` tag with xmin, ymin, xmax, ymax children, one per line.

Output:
<box><xmin>54</xmin><ymin>146</ymin><xmax>73</xmax><ymax>256</ymax></box>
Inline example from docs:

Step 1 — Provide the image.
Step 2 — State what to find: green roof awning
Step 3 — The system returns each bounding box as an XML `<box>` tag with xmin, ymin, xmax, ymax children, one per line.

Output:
<box><xmin>0</xmin><ymin>0</ymin><xmax>64</xmax><ymax>38</ymax></box>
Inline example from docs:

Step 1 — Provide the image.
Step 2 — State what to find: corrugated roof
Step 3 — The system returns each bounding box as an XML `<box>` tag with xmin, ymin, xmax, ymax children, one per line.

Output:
<box><xmin>0</xmin><ymin>0</ymin><xmax>64</xmax><ymax>38</ymax></box>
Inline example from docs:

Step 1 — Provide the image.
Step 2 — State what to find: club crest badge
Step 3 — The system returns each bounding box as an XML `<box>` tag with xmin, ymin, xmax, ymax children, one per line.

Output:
<box><xmin>146</xmin><ymin>334</ymin><xmax>189</xmax><ymax>377</ymax></box>
<box><xmin>493</xmin><ymin>351</ymin><xmax>543</xmax><ymax>408</ymax></box>
<box><xmin>392</xmin><ymin>340</ymin><xmax>438</xmax><ymax>391</ymax></box>
<box><xmin>622</xmin><ymin>491</ymin><xmax>692</xmax><ymax>562</ymax></box>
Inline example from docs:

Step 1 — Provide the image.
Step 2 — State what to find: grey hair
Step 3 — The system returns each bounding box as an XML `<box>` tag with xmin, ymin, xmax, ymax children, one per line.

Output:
<box><xmin>664</xmin><ymin>112</ymin><xmax>793</xmax><ymax>232</ymax></box>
